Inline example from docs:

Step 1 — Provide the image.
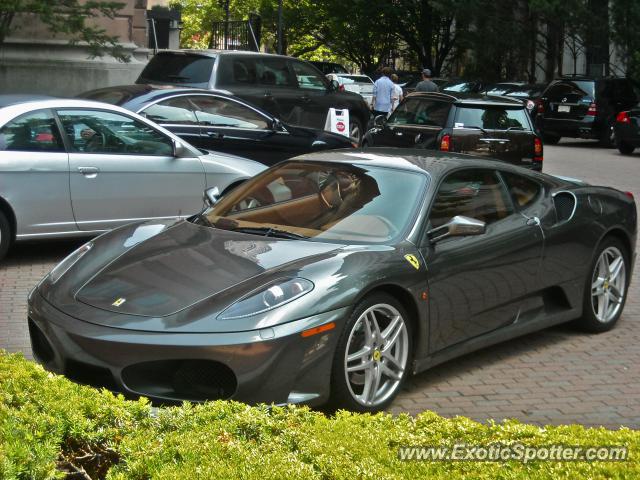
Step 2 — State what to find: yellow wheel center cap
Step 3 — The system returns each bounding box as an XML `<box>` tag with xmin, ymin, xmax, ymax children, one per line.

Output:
<box><xmin>373</xmin><ymin>350</ymin><xmax>382</xmax><ymax>362</ymax></box>
<box><xmin>604</xmin><ymin>280</ymin><xmax>609</xmax><ymax>290</ymax></box>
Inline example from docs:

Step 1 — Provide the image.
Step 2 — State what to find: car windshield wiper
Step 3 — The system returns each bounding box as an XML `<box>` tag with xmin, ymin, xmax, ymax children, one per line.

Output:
<box><xmin>461</xmin><ymin>125</ymin><xmax>489</xmax><ymax>135</ymax></box>
<box><xmin>230</xmin><ymin>226</ymin><xmax>309</xmax><ymax>240</ymax></box>
<box><xmin>505</xmin><ymin>126</ymin><xmax>526</xmax><ymax>132</ymax></box>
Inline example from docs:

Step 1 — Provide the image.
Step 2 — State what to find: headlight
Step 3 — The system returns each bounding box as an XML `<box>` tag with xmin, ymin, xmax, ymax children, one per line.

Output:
<box><xmin>218</xmin><ymin>278</ymin><xmax>314</xmax><ymax>320</ymax></box>
<box><xmin>49</xmin><ymin>242</ymin><xmax>93</xmax><ymax>283</ymax></box>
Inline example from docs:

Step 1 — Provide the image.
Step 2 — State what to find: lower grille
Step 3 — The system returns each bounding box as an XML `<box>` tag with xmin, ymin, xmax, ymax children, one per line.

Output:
<box><xmin>28</xmin><ymin>318</ymin><xmax>54</xmax><ymax>363</ymax></box>
<box><xmin>65</xmin><ymin>360</ymin><xmax>118</xmax><ymax>391</ymax></box>
<box><xmin>122</xmin><ymin>359</ymin><xmax>237</xmax><ymax>402</ymax></box>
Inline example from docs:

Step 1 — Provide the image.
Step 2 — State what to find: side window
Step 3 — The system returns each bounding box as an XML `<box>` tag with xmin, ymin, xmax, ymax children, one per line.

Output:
<box><xmin>291</xmin><ymin>61</ymin><xmax>328</xmax><ymax>90</ymax></box>
<box><xmin>57</xmin><ymin>109</ymin><xmax>173</xmax><ymax>156</ymax></box>
<box><xmin>142</xmin><ymin>97</ymin><xmax>199</xmax><ymax>125</ymax></box>
<box><xmin>429</xmin><ymin>169</ymin><xmax>513</xmax><ymax>229</ymax></box>
<box><xmin>500</xmin><ymin>171</ymin><xmax>542</xmax><ymax>209</ymax></box>
<box><xmin>190</xmin><ymin>96</ymin><xmax>269</xmax><ymax>129</ymax></box>
<box><xmin>0</xmin><ymin>109</ymin><xmax>64</xmax><ymax>152</ymax></box>
<box><xmin>229</xmin><ymin>57</ymin><xmax>257</xmax><ymax>85</ymax></box>
<box><xmin>258</xmin><ymin>58</ymin><xmax>295</xmax><ymax>87</ymax></box>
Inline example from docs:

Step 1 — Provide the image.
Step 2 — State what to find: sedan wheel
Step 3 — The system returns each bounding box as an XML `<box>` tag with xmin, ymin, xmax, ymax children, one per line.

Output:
<box><xmin>330</xmin><ymin>293</ymin><xmax>412</xmax><ymax>411</ymax></box>
<box><xmin>349</xmin><ymin>118</ymin><xmax>363</xmax><ymax>146</ymax></box>
<box><xmin>577</xmin><ymin>238</ymin><xmax>629</xmax><ymax>332</ymax></box>
<box><xmin>0</xmin><ymin>210</ymin><xmax>10</xmax><ymax>261</ymax></box>
<box><xmin>591</xmin><ymin>246</ymin><xmax>626</xmax><ymax>323</ymax></box>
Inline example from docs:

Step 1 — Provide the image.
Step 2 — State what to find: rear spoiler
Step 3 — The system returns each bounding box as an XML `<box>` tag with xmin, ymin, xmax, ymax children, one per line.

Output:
<box><xmin>550</xmin><ymin>174</ymin><xmax>590</xmax><ymax>186</ymax></box>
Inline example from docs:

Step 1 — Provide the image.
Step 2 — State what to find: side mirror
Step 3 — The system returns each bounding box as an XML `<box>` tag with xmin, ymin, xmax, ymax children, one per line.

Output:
<box><xmin>204</xmin><ymin>186</ymin><xmax>220</xmax><ymax>207</ymax></box>
<box><xmin>428</xmin><ymin>215</ymin><xmax>486</xmax><ymax>243</ymax></box>
<box><xmin>173</xmin><ymin>139</ymin><xmax>189</xmax><ymax>158</ymax></box>
<box><xmin>329</xmin><ymin>79</ymin><xmax>340</xmax><ymax>92</ymax></box>
<box><xmin>271</xmin><ymin>118</ymin><xmax>285</xmax><ymax>132</ymax></box>
<box><xmin>374</xmin><ymin>114</ymin><xmax>387</xmax><ymax>127</ymax></box>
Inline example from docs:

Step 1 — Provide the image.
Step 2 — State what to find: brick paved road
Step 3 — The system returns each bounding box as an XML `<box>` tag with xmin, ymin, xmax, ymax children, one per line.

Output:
<box><xmin>1</xmin><ymin>140</ymin><xmax>639</xmax><ymax>428</ymax></box>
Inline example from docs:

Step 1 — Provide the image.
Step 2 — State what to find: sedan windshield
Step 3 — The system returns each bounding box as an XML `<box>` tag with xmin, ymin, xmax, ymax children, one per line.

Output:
<box><xmin>200</xmin><ymin>162</ymin><xmax>427</xmax><ymax>244</ymax></box>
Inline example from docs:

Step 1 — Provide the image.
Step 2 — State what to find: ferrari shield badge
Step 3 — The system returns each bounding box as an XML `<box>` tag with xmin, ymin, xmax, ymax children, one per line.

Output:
<box><xmin>404</xmin><ymin>254</ymin><xmax>420</xmax><ymax>270</ymax></box>
<box><xmin>112</xmin><ymin>297</ymin><xmax>127</xmax><ymax>307</ymax></box>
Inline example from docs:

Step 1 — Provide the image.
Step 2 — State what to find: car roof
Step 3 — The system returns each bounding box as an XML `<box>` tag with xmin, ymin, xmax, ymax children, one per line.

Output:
<box><xmin>406</xmin><ymin>92</ymin><xmax>525</xmax><ymax>107</ymax></box>
<box><xmin>0</xmin><ymin>94</ymin><xmax>56</xmax><ymax>108</ymax></box>
<box><xmin>78</xmin><ymin>84</ymin><xmax>278</xmax><ymax>119</ymax></box>
<box><xmin>151</xmin><ymin>49</ymin><xmax>300</xmax><ymax>60</ymax></box>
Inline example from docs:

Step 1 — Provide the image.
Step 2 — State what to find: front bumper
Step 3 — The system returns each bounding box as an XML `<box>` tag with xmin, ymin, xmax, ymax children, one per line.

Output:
<box><xmin>28</xmin><ymin>289</ymin><xmax>348</xmax><ymax>406</ymax></box>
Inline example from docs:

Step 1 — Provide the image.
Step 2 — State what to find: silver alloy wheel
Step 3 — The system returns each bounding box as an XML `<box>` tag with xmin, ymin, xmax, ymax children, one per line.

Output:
<box><xmin>344</xmin><ymin>303</ymin><xmax>409</xmax><ymax>407</ymax></box>
<box><xmin>591</xmin><ymin>246</ymin><xmax>626</xmax><ymax>323</ymax></box>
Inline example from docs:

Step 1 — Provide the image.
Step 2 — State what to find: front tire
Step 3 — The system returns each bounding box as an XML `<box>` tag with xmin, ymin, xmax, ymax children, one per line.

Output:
<box><xmin>0</xmin><ymin>210</ymin><xmax>11</xmax><ymax>261</ymax></box>
<box><xmin>329</xmin><ymin>293</ymin><xmax>412</xmax><ymax>412</ymax></box>
<box><xmin>618</xmin><ymin>141</ymin><xmax>635</xmax><ymax>155</ymax></box>
<box><xmin>349</xmin><ymin>118</ymin><xmax>364</xmax><ymax>146</ymax></box>
<box><xmin>575</xmin><ymin>237</ymin><xmax>629</xmax><ymax>333</ymax></box>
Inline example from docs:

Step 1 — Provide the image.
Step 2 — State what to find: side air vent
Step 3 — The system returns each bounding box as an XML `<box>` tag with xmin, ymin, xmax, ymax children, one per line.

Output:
<box><xmin>553</xmin><ymin>191</ymin><xmax>577</xmax><ymax>222</ymax></box>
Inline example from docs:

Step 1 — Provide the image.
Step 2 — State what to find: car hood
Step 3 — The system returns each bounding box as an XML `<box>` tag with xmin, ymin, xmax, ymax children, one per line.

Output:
<box><xmin>74</xmin><ymin>221</ymin><xmax>341</xmax><ymax>319</ymax></box>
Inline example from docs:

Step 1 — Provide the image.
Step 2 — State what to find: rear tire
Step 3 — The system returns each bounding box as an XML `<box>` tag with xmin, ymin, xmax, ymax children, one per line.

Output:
<box><xmin>329</xmin><ymin>293</ymin><xmax>412</xmax><ymax>412</ymax></box>
<box><xmin>0</xmin><ymin>210</ymin><xmax>11</xmax><ymax>261</ymax></box>
<box><xmin>599</xmin><ymin>122</ymin><xmax>616</xmax><ymax>147</ymax></box>
<box><xmin>618</xmin><ymin>141</ymin><xmax>635</xmax><ymax>155</ymax></box>
<box><xmin>543</xmin><ymin>133</ymin><xmax>561</xmax><ymax>145</ymax></box>
<box><xmin>574</xmin><ymin>237</ymin><xmax>629</xmax><ymax>333</ymax></box>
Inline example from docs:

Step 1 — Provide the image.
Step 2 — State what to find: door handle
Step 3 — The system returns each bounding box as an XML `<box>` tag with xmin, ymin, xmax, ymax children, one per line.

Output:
<box><xmin>300</xmin><ymin>95</ymin><xmax>311</xmax><ymax>103</ymax></box>
<box><xmin>207</xmin><ymin>131</ymin><xmax>224</xmax><ymax>139</ymax></box>
<box><xmin>77</xmin><ymin>166</ymin><xmax>99</xmax><ymax>178</ymax></box>
<box><xmin>264</xmin><ymin>92</ymin><xmax>273</xmax><ymax>98</ymax></box>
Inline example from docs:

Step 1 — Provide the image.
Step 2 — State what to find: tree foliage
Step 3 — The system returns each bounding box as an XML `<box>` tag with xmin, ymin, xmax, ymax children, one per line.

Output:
<box><xmin>169</xmin><ymin>0</ymin><xmax>638</xmax><ymax>82</ymax></box>
<box><xmin>0</xmin><ymin>0</ymin><xmax>129</xmax><ymax>61</ymax></box>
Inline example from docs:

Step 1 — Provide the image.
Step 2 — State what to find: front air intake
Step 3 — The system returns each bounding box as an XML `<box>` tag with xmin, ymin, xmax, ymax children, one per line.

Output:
<box><xmin>553</xmin><ymin>191</ymin><xmax>577</xmax><ymax>222</ymax></box>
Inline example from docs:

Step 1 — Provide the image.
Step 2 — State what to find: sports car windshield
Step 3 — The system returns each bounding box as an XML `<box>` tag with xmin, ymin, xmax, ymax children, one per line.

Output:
<box><xmin>200</xmin><ymin>162</ymin><xmax>427</xmax><ymax>244</ymax></box>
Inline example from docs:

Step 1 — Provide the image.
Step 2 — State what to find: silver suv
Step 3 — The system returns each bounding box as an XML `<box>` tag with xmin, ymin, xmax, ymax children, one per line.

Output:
<box><xmin>0</xmin><ymin>96</ymin><xmax>265</xmax><ymax>260</ymax></box>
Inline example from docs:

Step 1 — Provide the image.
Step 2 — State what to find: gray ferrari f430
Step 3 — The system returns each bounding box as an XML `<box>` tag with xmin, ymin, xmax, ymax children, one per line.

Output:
<box><xmin>28</xmin><ymin>149</ymin><xmax>636</xmax><ymax>412</ymax></box>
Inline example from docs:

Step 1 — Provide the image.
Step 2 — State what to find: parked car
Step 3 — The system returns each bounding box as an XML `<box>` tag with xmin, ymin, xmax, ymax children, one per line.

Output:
<box><xmin>136</xmin><ymin>50</ymin><xmax>371</xmax><ymax>143</ymax></box>
<box><xmin>401</xmin><ymin>76</ymin><xmax>449</xmax><ymax>96</ymax></box>
<box><xmin>79</xmin><ymin>85</ymin><xmax>356</xmax><ymax>166</ymax></box>
<box><xmin>614</xmin><ymin>107</ymin><xmax>640</xmax><ymax>154</ymax></box>
<box><xmin>441</xmin><ymin>79</ymin><xmax>485</xmax><ymax>94</ymax></box>
<box><xmin>326</xmin><ymin>73</ymin><xmax>374</xmax><ymax>107</ymax></box>
<box><xmin>481</xmin><ymin>82</ymin><xmax>547</xmax><ymax>121</ymax></box>
<box><xmin>309</xmin><ymin>61</ymin><xmax>349</xmax><ymax>75</ymax></box>
<box><xmin>29</xmin><ymin>149</ymin><xmax>636</xmax><ymax>411</ymax></box>
<box><xmin>363</xmin><ymin>92</ymin><xmax>543</xmax><ymax>170</ymax></box>
<box><xmin>537</xmin><ymin>75</ymin><xmax>638</xmax><ymax>146</ymax></box>
<box><xmin>0</xmin><ymin>96</ymin><xmax>265</xmax><ymax>260</ymax></box>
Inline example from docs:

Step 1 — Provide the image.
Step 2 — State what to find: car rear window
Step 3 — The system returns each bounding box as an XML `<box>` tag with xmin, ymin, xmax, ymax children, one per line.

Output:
<box><xmin>454</xmin><ymin>106</ymin><xmax>531</xmax><ymax>130</ymax></box>
<box><xmin>138</xmin><ymin>53</ymin><xmax>215</xmax><ymax>84</ymax></box>
<box><xmin>388</xmin><ymin>98</ymin><xmax>450</xmax><ymax>127</ymax></box>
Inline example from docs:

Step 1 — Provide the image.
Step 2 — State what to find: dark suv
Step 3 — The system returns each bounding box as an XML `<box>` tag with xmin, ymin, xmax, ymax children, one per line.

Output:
<box><xmin>136</xmin><ymin>50</ymin><xmax>371</xmax><ymax>143</ymax></box>
<box><xmin>537</xmin><ymin>76</ymin><xmax>638</xmax><ymax>146</ymax></box>
<box><xmin>363</xmin><ymin>92</ymin><xmax>543</xmax><ymax>170</ymax></box>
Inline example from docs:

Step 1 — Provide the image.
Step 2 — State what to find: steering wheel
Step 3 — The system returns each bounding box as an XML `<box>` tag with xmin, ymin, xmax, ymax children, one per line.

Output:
<box><xmin>319</xmin><ymin>173</ymin><xmax>343</xmax><ymax>209</ymax></box>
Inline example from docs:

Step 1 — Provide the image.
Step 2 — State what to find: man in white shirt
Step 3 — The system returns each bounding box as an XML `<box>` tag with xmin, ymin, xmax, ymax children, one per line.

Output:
<box><xmin>390</xmin><ymin>73</ymin><xmax>404</xmax><ymax>113</ymax></box>
<box><xmin>371</xmin><ymin>67</ymin><xmax>395</xmax><ymax>117</ymax></box>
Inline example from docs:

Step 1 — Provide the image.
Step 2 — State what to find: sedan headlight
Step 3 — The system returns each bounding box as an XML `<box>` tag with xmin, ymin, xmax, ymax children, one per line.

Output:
<box><xmin>219</xmin><ymin>278</ymin><xmax>314</xmax><ymax>320</ymax></box>
<box><xmin>49</xmin><ymin>242</ymin><xmax>93</xmax><ymax>283</ymax></box>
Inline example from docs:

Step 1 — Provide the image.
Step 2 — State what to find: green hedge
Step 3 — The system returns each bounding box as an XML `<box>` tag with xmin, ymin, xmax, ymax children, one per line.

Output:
<box><xmin>0</xmin><ymin>351</ymin><xmax>638</xmax><ymax>479</ymax></box>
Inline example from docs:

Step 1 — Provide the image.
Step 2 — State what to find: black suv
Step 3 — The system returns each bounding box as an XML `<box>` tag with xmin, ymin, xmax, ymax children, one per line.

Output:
<box><xmin>537</xmin><ymin>76</ymin><xmax>638</xmax><ymax>146</ymax></box>
<box><xmin>363</xmin><ymin>92</ymin><xmax>543</xmax><ymax>170</ymax></box>
<box><xmin>136</xmin><ymin>50</ymin><xmax>371</xmax><ymax>143</ymax></box>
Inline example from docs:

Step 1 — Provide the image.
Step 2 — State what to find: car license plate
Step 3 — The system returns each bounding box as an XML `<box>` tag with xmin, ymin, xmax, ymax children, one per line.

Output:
<box><xmin>558</xmin><ymin>105</ymin><xmax>571</xmax><ymax>113</ymax></box>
